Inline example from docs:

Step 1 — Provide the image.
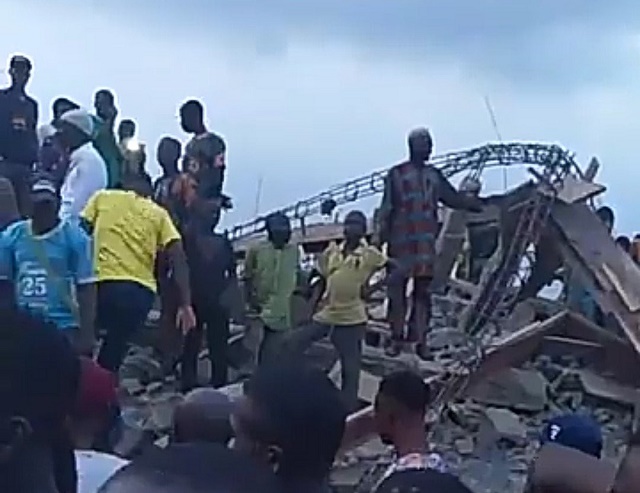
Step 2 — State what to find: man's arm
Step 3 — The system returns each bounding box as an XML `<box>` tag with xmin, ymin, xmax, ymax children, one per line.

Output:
<box><xmin>71</xmin><ymin>226</ymin><xmax>97</xmax><ymax>354</ymax></box>
<box><xmin>243</xmin><ymin>246</ymin><xmax>259</xmax><ymax>311</ymax></box>
<box><xmin>164</xmin><ymin>239</ymin><xmax>191</xmax><ymax>307</ymax></box>
<box><xmin>376</xmin><ymin>170</ymin><xmax>395</xmax><ymax>245</ymax></box>
<box><xmin>433</xmin><ymin>167</ymin><xmax>483</xmax><ymax>212</ymax></box>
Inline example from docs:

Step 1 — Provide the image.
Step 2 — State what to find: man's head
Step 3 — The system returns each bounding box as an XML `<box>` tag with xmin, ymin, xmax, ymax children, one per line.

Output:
<box><xmin>118</xmin><ymin>119</ymin><xmax>136</xmax><ymax>142</ymax></box>
<box><xmin>611</xmin><ymin>430</ymin><xmax>640</xmax><ymax>493</ymax></box>
<box><xmin>173</xmin><ymin>389</ymin><xmax>233</xmax><ymax>446</ymax></box>
<box><xmin>596</xmin><ymin>206</ymin><xmax>614</xmax><ymax>233</ymax></box>
<box><xmin>179</xmin><ymin>100</ymin><xmax>205</xmax><ymax>134</ymax></box>
<box><xmin>99</xmin><ymin>443</ymin><xmax>282</xmax><ymax>493</ymax></box>
<box><xmin>374</xmin><ymin>370</ymin><xmax>430</xmax><ymax>446</ymax></box>
<box><xmin>55</xmin><ymin>108</ymin><xmax>94</xmax><ymax>151</ymax></box>
<box><xmin>265</xmin><ymin>212</ymin><xmax>292</xmax><ymax>249</ymax></box>
<box><xmin>616</xmin><ymin>236</ymin><xmax>631</xmax><ymax>254</ymax></box>
<box><xmin>540</xmin><ymin>413</ymin><xmax>603</xmax><ymax>459</ymax></box>
<box><xmin>407</xmin><ymin>127</ymin><xmax>433</xmax><ymax>163</ymax></box>
<box><xmin>231</xmin><ymin>361</ymin><xmax>347</xmax><ymax>484</ymax></box>
<box><xmin>343</xmin><ymin>210</ymin><xmax>367</xmax><ymax>244</ymax></box>
<box><xmin>71</xmin><ymin>357</ymin><xmax>119</xmax><ymax>450</ymax></box>
<box><xmin>52</xmin><ymin>97</ymin><xmax>80</xmax><ymax>122</ymax></box>
<box><xmin>30</xmin><ymin>176</ymin><xmax>60</xmax><ymax>224</ymax></box>
<box><xmin>94</xmin><ymin>89</ymin><xmax>117</xmax><ymax>121</ymax></box>
<box><xmin>8</xmin><ymin>55</ymin><xmax>32</xmax><ymax>91</ymax></box>
<box><xmin>377</xmin><ymin>469</ymin><xmax>472</xmax><ymax>493</ymax></box>
<box><xmin>157</xmin><ymin>137</ymin><xmax>182</xmax><ymax>172</ymax></box>
<box><xmin>121</xmin><ymin>172</ymin><xmax>153</xmax><ymax>198</ymax></box>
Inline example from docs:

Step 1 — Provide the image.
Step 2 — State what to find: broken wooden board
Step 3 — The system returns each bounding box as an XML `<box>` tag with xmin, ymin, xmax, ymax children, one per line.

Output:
<box><xmin>432</xmin><ymin>208</ymin><xmax>468</xmax><ymax>293</ymax></box>
<box><xmin>584</xmin><ymin>157</ymin><xmax>600</xmax><ymax>182</ymax></box>
<box><xmin>550</xmin><ymin>201</ymin><xmax>640</xmax><ymax>355</ymax></box>
<box><xmin>554</xmin><ymin>174</ymin><xmax>606</xmax><ymax>204</ymax></box>
<box><xmin>601</xmin><ymin>263</ymin><xmax>640</xmax><ymax>312</ymax></box>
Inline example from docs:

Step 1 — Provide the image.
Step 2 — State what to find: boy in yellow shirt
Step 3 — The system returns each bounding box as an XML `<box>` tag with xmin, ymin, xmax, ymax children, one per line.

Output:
<box><xmin>289</xmin><ymin>210</ymin><xmax>400</xmax><ymax>411</ymax></box>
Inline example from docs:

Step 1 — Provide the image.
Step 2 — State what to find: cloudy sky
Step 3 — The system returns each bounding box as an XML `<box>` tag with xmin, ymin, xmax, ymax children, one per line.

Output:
<box><xmin>2</xmin><ymin>0</ymin><xmax>640</xmax><ymax>232</ymax></box>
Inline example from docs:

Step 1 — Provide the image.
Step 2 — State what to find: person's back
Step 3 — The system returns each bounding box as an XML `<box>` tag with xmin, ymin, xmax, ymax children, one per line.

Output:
<box><xmin>81</xmin><ymin>189</ymin><xmax>176</xmax><ymax>293</ymax></box>
<box><xmin>0</xmin><ymin>301</ymin><xmax>80</xmax><ymax>493</ymax></box>
<box><xmin>98</xmin><ymin>443</ymin><xmax>283</xmax><ymax>493</ymax></box>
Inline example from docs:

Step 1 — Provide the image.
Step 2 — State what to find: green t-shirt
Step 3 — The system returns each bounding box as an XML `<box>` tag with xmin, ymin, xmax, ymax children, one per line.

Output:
<box><xmin>91</xmin><ymin>115</ymin><xmax>123</xmax><ymax>188</ymax></box>
<box><xmin>245</xmin><ymin>241</ymin><xmax>300</xmax><ymax>331</ymax></box>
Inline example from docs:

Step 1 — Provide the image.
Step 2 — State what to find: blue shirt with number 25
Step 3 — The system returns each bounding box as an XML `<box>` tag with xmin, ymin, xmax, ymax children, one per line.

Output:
<box><xmin>0</xmin><ymin>219</ymin><xmax>95</xmax><ymax>330</ymax></box>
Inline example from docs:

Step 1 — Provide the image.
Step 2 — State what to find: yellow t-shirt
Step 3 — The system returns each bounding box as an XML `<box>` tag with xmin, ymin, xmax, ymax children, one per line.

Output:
<box><xmin>81</xmin><ymin>190</ymin><xmax>180</xmax><ymax>293</ymax></box>
<box><xmin>313</xmin><ymin>241</ymin><xmax>387</xmax><ymax>326</ymax></box>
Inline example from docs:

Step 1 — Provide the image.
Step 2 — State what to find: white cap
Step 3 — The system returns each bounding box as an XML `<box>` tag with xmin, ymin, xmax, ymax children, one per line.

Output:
<box><xmin>59</xmin><ymin>108</ymin><xmax>94</xmax><ymax>137</ymax></box>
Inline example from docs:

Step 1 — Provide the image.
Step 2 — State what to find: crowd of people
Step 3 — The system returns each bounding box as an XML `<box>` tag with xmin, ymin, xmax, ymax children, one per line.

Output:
<box><xmin>0</xmin><ymin>52</ymin><xmax>638</xmax><ymax>493</ymax></box>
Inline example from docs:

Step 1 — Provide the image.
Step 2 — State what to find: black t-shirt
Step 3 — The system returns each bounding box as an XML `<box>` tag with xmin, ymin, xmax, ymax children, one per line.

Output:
<box><xmin>0</xmin><ymin>88</ymin><xmax>38</xmax><ymax>166</ymax></box>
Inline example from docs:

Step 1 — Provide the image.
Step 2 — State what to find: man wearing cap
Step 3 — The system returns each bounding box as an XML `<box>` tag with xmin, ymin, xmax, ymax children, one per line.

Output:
<box><xmin>376</xmin><ymin>128</ymin><xmax>483</xmax><ymax>359</ymax></box>
<box><xmin>55</xmin><ymin>108</ymin><xmax>108</xmax><ymax>221</ymax></box>
<box><xmin>0</xmin><ymin>176</ymin><xmax>97</xmax><ymax>354</ymax></box>
<box><xmin>0</xmin><ymin>55</ymin><xmax>39</xmax><ymax>216</ymax></box>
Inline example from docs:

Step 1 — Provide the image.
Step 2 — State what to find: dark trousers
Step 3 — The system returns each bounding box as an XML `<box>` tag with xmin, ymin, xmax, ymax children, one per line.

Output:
<box><xmin>0</xmin><ymin>160</ymin><xmax>31</xmax><ymax>217</ymax></box>
<box><xmin>288</xmin><ymin>321</ymin><xmax>365</xmax><ymax>412</ymax></box>
<box><xmin>181</xmin><ymin>300</ymin><xmax>230</xmax><ymax>391</ymax></box>
<box><xmin>258</xmin><ymin>324</ymin><xmax>289</xmax><ymax>366</ymax></box>
<box><xmin>388</xmin><ymin>275</ymin><xmax>432</xmax><ymax>343</ymax></box>
<box><xmin>96</xmin><ymin>280</ymin><xmax>155</xmax><ymax>372</ymax></box>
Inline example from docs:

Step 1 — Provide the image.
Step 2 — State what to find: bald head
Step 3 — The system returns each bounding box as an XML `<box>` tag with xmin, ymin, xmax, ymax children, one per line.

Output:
<box><xmin>173</xmin><ymin>389</ymin><xmax>234</xmax><ymax>445</ymax></box>
<box><xmin>407</xmin><ymin>127</ymin><xmax>433</xmax><ymax>163</ymax></box>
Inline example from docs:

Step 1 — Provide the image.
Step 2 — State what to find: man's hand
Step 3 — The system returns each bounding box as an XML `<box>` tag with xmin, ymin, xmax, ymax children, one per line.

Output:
<box><xmin>176</xmin><ymin>305</ymin><xmax>197</xmax><ymax>334</ymax></box>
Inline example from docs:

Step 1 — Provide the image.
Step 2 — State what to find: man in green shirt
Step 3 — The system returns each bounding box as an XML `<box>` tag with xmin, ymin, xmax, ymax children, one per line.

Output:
<box><xmin>244</xmin><ymin>212</ymin><xmax>300</xmax><ymax>365</ymax></box>
<box><xmin>92</xmin><ymin>89</ymin><xmax>123</xmax><ymax>188</ymax></box>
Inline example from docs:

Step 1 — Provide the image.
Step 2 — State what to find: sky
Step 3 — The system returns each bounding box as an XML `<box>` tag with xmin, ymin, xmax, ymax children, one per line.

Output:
<box><xmin>2</xmin><ymin>0</ymin><xmax>640</xmax><ymax>233</ymax></box>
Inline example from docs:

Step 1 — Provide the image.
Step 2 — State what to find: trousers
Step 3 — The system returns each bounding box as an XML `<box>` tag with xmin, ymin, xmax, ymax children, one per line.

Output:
<box><xmin>96</xmin><ymin>280</ymin><xmax>155</xmax><ymax>372</ymax></box>
<box><xmin>288</xmin><ymin>321</ymin><xmax>365</xmax><ymax>412</ymax></box>
<box><xmin>180</xmin><ymin>300</ymin><xmax>230</xmax><ymax>391</ymax></box>
<box><xmin>387</xmin><ymin>275</ymin><xmax>433</xmax><ymax>343</ymax></box>
<box><xmin>258</xmin><ymin>325</ymin><xmax>289</xmax><ymax>366</ymax></box>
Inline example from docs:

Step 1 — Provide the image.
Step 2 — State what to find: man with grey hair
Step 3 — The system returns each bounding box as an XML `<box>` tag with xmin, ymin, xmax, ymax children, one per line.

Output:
<box><xmin>377</xmin><ymin>128</ymin><xmax>483</xmax><ymax>359</ymax></box>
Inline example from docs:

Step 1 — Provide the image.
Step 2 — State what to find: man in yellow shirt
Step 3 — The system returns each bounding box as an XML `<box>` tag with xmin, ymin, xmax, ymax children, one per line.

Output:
<box><xmin>81</xmin><ymin>173</ymin><xmax>195</xmax><ymax>372</ymax></box>
<box><xmin>289</xmin><ymin>210</ymin><xmax>399</xmax><ymax>411</ymax></box>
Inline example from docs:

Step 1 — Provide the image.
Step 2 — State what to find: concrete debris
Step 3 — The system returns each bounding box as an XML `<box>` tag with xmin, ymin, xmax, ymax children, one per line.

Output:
<box><xmin>577</xmin><ymin>370</ymin><xmax>640</xmax><ymax>408</ymax></box>
<box><xmin>481</xmin><ymin>408</ymin><xmax>528</xmax><ymax>446</ymax></box>
<box><xmin>470</xmin><ymin>368</ymin><xmax>549</xmax><ymax>412</ymax></box>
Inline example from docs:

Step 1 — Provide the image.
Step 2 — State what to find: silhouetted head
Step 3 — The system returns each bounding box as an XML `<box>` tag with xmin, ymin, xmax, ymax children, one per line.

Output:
<box><xmin>98</xmin><ymin>444</ymin><xmax>282</xmax><ymax>493</ymax></box>
<box><xmin>595</xmin><ymin>206</ymin><xmax>614</xmax><ymax>233</ymax></box>
<box><xmin>173</xmin><ymin>389</ymin><xmax>233</xmax><ymax>446</ymax></box>
<box><xmin>52</xmin><ymin>97</ymin><xmax>80</xmax><ymax>122</ymax></box>
<box><xmin>179</xmin><ymin>100</ymin><xmax>205</xmax><ymax>134</ymax></box>
<box><xmin>374</xmin><ymin>370</ymin><xmax>430</xmax><ymax>446</ymax></box>
<box><xmin>118</xmin><ymin>119</ymin><xmax>136</xmax><ymax>142</ymax></box>
<box><xmin>157</xmin><ymin>137</ymin><xmax>182</xmax><ymax>173</ymax></box>
<box><xmin>407</xmin><ymin>127</ymin><xmax>433</xmax><ymax>163</ymax></box>
<box><xmin>343</xmin><ymin>210</ymin><xmax>367</xmax><ymax>245</ymax></box>
<box><xmin>616</xmin><ymin>236</ymin><xmax>631</xmax><ymax>253</ymax></box>
<box><xmin>265</xmin><ymin>212</ymin><xmax>291</xmax><ymax>249</ymax></box>
<box><xmin>8</xmin><ymin>55</ymin><xmax>32</xmax><ymax>91</ymax></box>
<box><xmin>231</xmin><ymin>361</ymin><xmax>346</xmax><ymax>487</ymax></box>
<box><xmin>94</xmin><ymin>89</ymin><xmax>116</xmax><ymax>121</ymax></box>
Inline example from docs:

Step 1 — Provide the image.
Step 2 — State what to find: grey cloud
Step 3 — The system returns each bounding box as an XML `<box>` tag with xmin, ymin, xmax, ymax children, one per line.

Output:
<box><xmin>112</xmin><ymin>0</ymin><xmax>640</xmax><ymax>90</ymax></box>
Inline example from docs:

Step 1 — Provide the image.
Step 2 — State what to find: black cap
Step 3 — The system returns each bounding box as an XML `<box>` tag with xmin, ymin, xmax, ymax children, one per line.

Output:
<box><xmin>9</xmin><ymin>55</ymin><xmax>32</xmax><ymax>70</ymax></box>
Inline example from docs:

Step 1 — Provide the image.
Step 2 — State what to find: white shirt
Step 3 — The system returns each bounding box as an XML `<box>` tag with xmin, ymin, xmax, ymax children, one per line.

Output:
<box><xmin>60</xmin><ymin>142</ymin><xmax>107</xmax><ymax>221</ymax></box>
<box><xmin>75</xmin><ymin>450</ymin><xmax>129</xmax><ymax>493</ymax></box>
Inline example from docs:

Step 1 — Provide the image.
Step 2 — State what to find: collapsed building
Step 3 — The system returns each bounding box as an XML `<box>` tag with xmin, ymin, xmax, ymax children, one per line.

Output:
<box><xmin>121</xmin><ymin>142</ymin><xmax>640</xmax><ymax>492</ymax></box>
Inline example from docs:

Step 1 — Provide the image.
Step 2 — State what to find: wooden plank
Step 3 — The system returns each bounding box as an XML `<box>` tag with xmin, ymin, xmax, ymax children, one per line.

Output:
<box><xmin>601</xmin><ymin>263</ymin><xmax>640</xmax><ymax>312</ymax></box>
<box><xmin>554</xmin><ymin>174</ymin><xmax>606</xmax><ymax>204</ymax></box>
<box><xmin>550</xmin><ymin>202</ymin><xmax>640</xmax><ymax>355</ymax></box>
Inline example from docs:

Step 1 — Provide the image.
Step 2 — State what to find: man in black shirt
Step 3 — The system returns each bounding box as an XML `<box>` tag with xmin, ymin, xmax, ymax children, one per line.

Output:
<box><xmin>0</xmin><ymin>55</ymin><xmax>39</xmax><ymax>216</ymax></box>
<box><xmin>180</xmin><ymin>199</ymin><xmax>237</xmax><ymax>391</ymax></box>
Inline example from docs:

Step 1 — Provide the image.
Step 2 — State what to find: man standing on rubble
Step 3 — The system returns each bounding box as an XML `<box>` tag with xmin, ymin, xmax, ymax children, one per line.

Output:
<box><xmin>0</xmin><ymin>55</ymin><xmax>39</xmax><ymax>217</ymax></box>
<box><xmin>377</xmin><ymin>128</ymin><xmax>483</xmax><ymax>359</ymax></box>
<box><xmin>92</xmin><ymin>89</ymin><xmax>124</xmax><ymax>188</ymax></box>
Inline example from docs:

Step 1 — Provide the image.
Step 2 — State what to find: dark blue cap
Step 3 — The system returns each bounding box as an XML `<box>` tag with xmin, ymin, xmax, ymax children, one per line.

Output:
<box><xmin>541</xmin><ymin>413</ymin><xmax>603</xmax><ymax>458</ymax></box>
